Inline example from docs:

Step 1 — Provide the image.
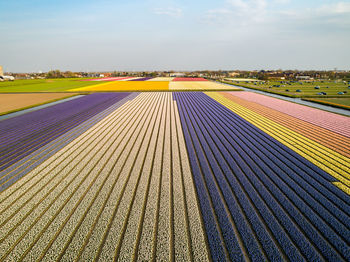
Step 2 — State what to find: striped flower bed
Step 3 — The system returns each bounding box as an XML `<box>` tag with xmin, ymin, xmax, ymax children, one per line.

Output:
<box><xmin>0</xmin><ymin>91</ymin><xmax>348</xmax><ymax>261</ymax></box>
<box><xmin>230</xmin><ymin>92</ymin><xmax>350</xmax><ymax>137</ymax></box>
<box><xmin>174</xmin><ymin>92</ymin><xmax>350</xmax><ymax>261</ymax></box>
<box><xmin>80</xmin><ymin>77</ymin><xmax>134</xmax><ymax>81</ymax></box>
<box><xmin>0</xmin><ymin>93</ymin><xmax>131</xmax><ymax>173</ymax></box>
<box><xmin>220</xmin><ymin>92</ymin><xmax>350</xmax><ymax>158</ymax></box>
<box><xmin>147</xmin><ymin>77</ymin><xmax>175</xmax><ymax>81</ymax></box>
<box><xmin>0</xmin><ymin>93</ymin><xmax>138</xmax><ymax>193</ymax></box>
<box><xmin>173</xmin><ymin>77</ymin><xmax>208</xmax><ymax>81</ymax></box>
<box><xmin>129</xmin><ymin>77</ymin><xmax>154</xmax><ymax>81</ymax></box>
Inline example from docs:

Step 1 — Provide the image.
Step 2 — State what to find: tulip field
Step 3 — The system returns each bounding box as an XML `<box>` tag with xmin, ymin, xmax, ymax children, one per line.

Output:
<box><xmin>70</xmin><ymin>77</ymin><xmax>239</xmax><ymax>92</ymax></box>
<box><xmin>0</xmin><ymin>90</ymin><xmax>349</xmax><ymax>261</ymax></box>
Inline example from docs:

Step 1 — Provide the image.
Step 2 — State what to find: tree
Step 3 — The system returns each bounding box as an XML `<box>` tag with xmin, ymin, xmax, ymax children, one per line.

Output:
<box><xmin>46</xmin><ymin>70</ymin><xmax>63</xmax><ymax>78</ymax></box>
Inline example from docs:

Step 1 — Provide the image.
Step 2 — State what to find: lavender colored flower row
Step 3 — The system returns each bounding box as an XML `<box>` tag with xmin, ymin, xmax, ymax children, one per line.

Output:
<box><xmin>129</xmin><ymin>77</ymin><xmax>153</xmax><ymax>81</ymax></box>
<box><xmin>0</xmin><ymin>93</ymin><xmax>131</xmax><ymax>173</ymax></box>
<box><xmin>173</xmin><ymin>92</ymin><xmax>350</xmax><ymax>261</ymax></box>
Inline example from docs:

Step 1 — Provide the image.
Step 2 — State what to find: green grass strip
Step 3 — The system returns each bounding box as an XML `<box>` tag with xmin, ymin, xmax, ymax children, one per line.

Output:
<box><xmin>301</xmin><ymin>98</ymin><xmax>350</xmax><ymax>110</ymax></box>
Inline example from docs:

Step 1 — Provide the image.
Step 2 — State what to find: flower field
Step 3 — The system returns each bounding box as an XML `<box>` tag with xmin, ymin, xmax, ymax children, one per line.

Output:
<box><xmin>80</xmin><ymin>77</ymin><xmax>207</xmax><ymax>82</ymax></box>
<box><xmin>129</xmin><ymin>77</ymin><xmax>154</xmax><ymax>81</ymax></box>
<box><xmin>173</xmin><ymin>77</ymin><xmax>208</xmax><ymax>81</ymax></box>
<box><xmin>0</xmin><ymin>91</ymin><xmax>349</xmax><ymax>261</ymax></box>
<box><xmin>71</xmin><ymin>79</ymin><xmax>241</xmax><ymax>92</ymax></box>
<box><xmin>230</xmin><ymin>92</ymin><xmax>350</xmax><ymax>136</ymax></box>
<box><xmin>148</xmin><ymin>77</ymin><xmax>175</xmax><ymax>81</ymax></box>
<box><xmin>80</xmin><ymin>77</ymin><xmax>135</xmax><ymax>81</ymax></box>
<box><xmin>70</xmin><ymin>81</ymin><xmax>170</xmax><ymax>92</ymax></box>
<box><xmin>169</xmin><ymin>81</ymin><xmax>240</xmax><ymax>91</ymax></box>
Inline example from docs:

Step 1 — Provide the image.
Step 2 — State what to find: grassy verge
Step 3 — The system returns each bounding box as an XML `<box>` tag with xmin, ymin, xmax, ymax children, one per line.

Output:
<box><xmin>301</xmin><ymin>98</ymin><xmax>350</xmax><ymax>110</ymax></box>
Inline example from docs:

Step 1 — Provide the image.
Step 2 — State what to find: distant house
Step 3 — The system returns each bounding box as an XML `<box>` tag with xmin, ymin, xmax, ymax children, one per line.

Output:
<box><xmin>170</xmin><ymin>72</ymin><xmax>186</xmax><ymax>77</ymax></box>
<box><xmin>0</xmin><ymin>66</ymin><xmax>3</xmax><ymax>76</ymax></box>
<box><xmin>296</xmin><ymin>76</ymin><xmax>313</xmax><ymax>80</ymax></box>
<box><xmin>228</xmin><ymin>72</ymin><xmax>240</xmax><ymax>77</ymax></box>
<box><xmin>224</xmin><ymin>78</ymin><xmax>259</xmax><ymax>82</ymax></box>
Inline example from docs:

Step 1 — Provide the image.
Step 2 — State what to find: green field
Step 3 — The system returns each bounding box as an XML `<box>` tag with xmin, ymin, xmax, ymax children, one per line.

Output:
<box><xmin>222</xmin><ymin>80</ymin><xmax>350</xmax><ymax>98</ymax></box>
<box><xmin>303</xmin><ymin>97</ymin><xmax>350</xmax><ymax>108</ymax></box>
<box><xmin>0</xmin><ymin>79</ymin><xmax>98</xmax><ymax>92</ymax></box>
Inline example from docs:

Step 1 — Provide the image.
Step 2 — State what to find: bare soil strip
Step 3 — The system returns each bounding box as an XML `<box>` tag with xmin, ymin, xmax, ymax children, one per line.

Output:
<box><xmin>0</xmin><ymin>93</ymin><xmax>78</xmax><ymax>114</ymax></box>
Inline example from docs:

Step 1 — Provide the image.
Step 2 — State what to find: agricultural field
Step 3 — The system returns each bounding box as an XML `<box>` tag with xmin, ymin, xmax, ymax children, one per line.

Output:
<box><xmin>148</xmin><ymin>77</ymin><xmax>175</xmax><ymax>81</ymax></box>
<box><xmin>223</xmin><ymin>80</ymin><xmax>350</xmax><ymax>98</ymax></box>
<box><xmin>172</xmin><ymin>77</ymin><xmax>208</xmax><ymax>81</ymax></box>
<box><xmin>70</xmin><ymin>81</ymin><xmax>170</xmax><ymax>92</ymax></box>
<box><xmin>0</xmin><ymin>93</ymin><xmax>77</xmax><ymax>115</ymax></box>
<box><xmin>0</xmin><ymin>91</ymin><xmax>349</xmax><ymax>261</ymax></box>
<box><xmin>70</xmin><ymin>78</ymin><xmax>240</xmax><ymax>92</ymax></box>
<box><xmin>0</xmin><ymin>78</ymin><xmax>240</xmax><ymax>93</ymax></box>
<box><xmin>0</xmin><ymin>79</ymin><xmax>100</xmax><ymax>93</ymax></box>
<box><xmin>169</xmin><ymin>81</ymin><xmax>240</xmax><ymax>91</ymax></box>
<box><xmin>80</xmin><ymin>77</ymin><xmax>205</xmax><ymax>82</ymax></box>
<box><xmin>81</xmin><ymin>77</ymin><xmax>136</xmax><ymax>81</ymax></box>
<box><xmin>303</xmin><ymin>97</ymin><xmax>350</xmax><ymax>108</ymax></box>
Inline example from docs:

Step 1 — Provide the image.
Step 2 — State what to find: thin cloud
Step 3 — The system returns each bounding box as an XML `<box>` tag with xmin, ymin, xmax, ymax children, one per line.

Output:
<box><xmin>273</xmin><ymin>0</ymin><xmax>290</xmax><ymax>4</ymax></box>
<box><xmin>202</xmin><ymin>0</ymin><xmax>268</xmax><ymax>25</ymax></box>
<box><xmin>202</xmin><ymin>0</ymin><xmax>350</xmax><ymax>30</ymax></box>
<box><xmin>153</xmin><ymin>7</ymin><xmax>183</xmax><ymax>18</ymax></box>
<box><xmin>317</xmin><ymin>2</ymin><xmax>350</xmax><ymax>15</ymax></box>
<box><xmin>227</xmin><ymin>0</ymin><xmax>267</xmax><ymax>16</ymax></box>
<box><xmin>277</xmin><ymin>1</ymin><xmax>350</xmax><ymax>31</ymax></box>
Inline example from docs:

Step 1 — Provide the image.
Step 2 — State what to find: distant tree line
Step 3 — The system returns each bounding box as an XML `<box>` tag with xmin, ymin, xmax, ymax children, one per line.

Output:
<box><xmin>39</xmin><ymin>69</ymin><xmax>350</xmax><ymax>81</ymax></box>
<box><xmin>46</xmin><ymin>70</ymin><xmax>78</xmax><ymax>78</ymax></box>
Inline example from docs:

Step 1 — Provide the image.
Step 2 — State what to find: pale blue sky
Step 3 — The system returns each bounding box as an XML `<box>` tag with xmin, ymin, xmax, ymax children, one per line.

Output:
<box><xmin>1</xmin><ymin>0</ymin><xmax>349</xmax><ymax>72</ymax></box>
